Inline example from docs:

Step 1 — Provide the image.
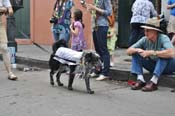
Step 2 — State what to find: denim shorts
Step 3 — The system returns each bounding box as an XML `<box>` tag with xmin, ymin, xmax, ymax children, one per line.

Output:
<box><xmin>52</xmin><ymin>31</ymin><xmax>70</xmax><ymax>42</ymax></box>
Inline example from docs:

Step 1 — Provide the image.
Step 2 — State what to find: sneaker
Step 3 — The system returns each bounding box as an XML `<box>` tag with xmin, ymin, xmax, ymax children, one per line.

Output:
<box><xmin>96</xmin><ymin>75</ymin><xmax>108</xmax><ymax>81</ymax></box>
<box><xmin>110</xmin><ymin>62</ymin><xmax>114</xmax><ymax>67</ymax></box>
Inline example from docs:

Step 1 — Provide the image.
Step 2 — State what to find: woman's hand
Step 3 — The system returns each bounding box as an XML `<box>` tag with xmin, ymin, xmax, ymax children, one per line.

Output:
<box><xmin>0</xmin><ymin>7</ymin><xmax>7</xmax><ymax>13</ymax></box>
<box><xmin>7</xmin><ymin>7</ymin><xmax>13</xmax><ymax>16</ymax></box>
<box><xmin>86</xmin><ymin>4</ymin><xmax>96</xmax><ymax>12</ymax></box>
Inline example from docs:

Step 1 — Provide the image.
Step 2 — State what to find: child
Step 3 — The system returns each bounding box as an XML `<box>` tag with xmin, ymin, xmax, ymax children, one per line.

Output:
<box><xmin>70</xmin><ymin>9</ymin><xmax>87</xmax><ymax>51</ymax></box>
<box><xmin>69</xmin><ymin>9</ymin><xmax>87</xmax><ymax>79</ymax></box>
<box><xmin>107</xmin><ymin>8</ymin><xmax>117</xmax><ymax>67</ymax></box>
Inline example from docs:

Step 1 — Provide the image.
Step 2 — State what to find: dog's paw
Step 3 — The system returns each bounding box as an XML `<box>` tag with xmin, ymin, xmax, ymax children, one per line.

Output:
<box><xmin>68</xmin><ymin>86</ymin><xmax>73</xmax><ymax>91</ymax></box>
<box><xmin>58</xmin><ymin>83</ymin><xmax>64</xmax><ymax>86</ymax></box>
<box><xmin>50</xmin><ymin>82</ymin><xmax>54</xmax><ymax>86</ymax></box>
<box><xmin>87</xmin><ymin>90</ymin><xmax>94</xmax><ymax>94</ymax></box>
<box><xmin>171</xmin><ymin>89</ymin><xmax>175</xmax><ymax>92</ymax></box>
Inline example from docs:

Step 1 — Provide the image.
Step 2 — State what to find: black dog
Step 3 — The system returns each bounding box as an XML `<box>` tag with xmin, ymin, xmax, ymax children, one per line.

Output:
<box><xmin>49</xmin><ymin>40</ymin><xmax>101</xmax><ymax>94</ymax></box>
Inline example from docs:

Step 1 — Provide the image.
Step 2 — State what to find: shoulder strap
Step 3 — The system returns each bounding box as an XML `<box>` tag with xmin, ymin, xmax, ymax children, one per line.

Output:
<box><xmin>53</xmin><ymin>0</ymin><xmax>59</xmax><ymax>10</ymax></box>
<box><xmin>54</xmin><ymin>55</ymin><xmax>77</xmax><ymax>63</ymax></box>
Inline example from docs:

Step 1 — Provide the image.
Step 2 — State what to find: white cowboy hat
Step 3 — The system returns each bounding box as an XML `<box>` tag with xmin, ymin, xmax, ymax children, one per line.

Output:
<box><xmin>141</xmin><ymin>17</ymin><xmax>163</xmax><ymax>32</ymax></box>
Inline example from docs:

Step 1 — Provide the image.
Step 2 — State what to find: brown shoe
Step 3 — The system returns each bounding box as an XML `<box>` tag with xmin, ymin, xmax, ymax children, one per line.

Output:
<box><xmin>142</xmin><ymin>81</ymin><xmax>158</xmax><ymax>92</ymax></box>
<box><xmin>131</xmin><ymin>80</ymin><xmax>145</xmax><ymax>90</ymax></box>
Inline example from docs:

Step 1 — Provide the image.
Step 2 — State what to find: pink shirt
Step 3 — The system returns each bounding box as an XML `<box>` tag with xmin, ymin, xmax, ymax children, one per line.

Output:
<box><xmin>71</xmin><ymin>21</ymin><xmax>87</xmax><ymax>51</ymax></box>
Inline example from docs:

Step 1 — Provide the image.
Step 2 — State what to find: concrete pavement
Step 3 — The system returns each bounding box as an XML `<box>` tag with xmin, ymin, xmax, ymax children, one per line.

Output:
<box><xmin>0</xmin><ymin>61</ymin><xmax>175</xmax><ymax>116</ymax></box>
<box><xmin>1</xmin><ymin>45</ymin><xmax>175</xmax><ymax>116</ymax></box>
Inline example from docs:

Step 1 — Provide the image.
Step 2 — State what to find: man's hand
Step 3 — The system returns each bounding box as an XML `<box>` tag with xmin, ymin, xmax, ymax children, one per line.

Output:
<box><xmin>139</xmin><ymin>50</ymin><xmax>154</xmax><ymax>58</ymax></box>
<box><xmin>136</xmin><ymin>48</ymin><xmax>144</xmax><ymax>54</ymax></box>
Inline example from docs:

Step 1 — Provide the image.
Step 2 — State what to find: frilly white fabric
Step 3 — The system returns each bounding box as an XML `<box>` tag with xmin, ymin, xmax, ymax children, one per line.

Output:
<box><xmin>54</xmin><ymin>47</ymin><xmax>83</xmax><ymax>65</ymax></box>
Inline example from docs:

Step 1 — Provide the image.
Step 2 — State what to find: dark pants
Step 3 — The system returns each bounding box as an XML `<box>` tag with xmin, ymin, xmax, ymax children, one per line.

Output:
<box><xmin>129</xmin><ymin>23</ymin><xmax>145</xmax><ymax>46</ymax></box>
<box><xmin>93</xmin><ymin>26</ymin><xmax>110</xmax><ymax>76</ymax></box>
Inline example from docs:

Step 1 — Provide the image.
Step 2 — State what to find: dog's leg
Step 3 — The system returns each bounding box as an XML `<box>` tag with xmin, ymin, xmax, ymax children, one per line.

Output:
<box><xmin>68</xmin><ymin>73</ymin><xmax>75</xmax><ymax>90</ymax></box>
<box><xmin>68</xmin><ymin>65</ymin><xmax>76</xmax><ymax>90</ymax></box>
<box><xmin>50</xmin><ymin>70</ymin><xmax>55</xmax><ymax>86</ymax></box>
<box><xmin>84</xmin><ymin>67</ymin><xmax>94</xmax><ymax>94</ymax></box>
<box><xmin>56</xmin><ymin>71</ymin><xmax>63</xmax><ymax>86</ymax></box>
<box><xmin>84</xmin><ymin>74</ymin><xmax>94</xmax><ymax>94</ymax></box>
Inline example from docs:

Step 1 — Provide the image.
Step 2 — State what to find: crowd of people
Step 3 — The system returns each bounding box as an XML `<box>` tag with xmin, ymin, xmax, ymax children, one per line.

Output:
<box><xmin>1</xmin><ymin>0</ymin><xmax>175</xmax><ymax>92</ymax></box>
<box><xmin>50</xmin><ymin>0</ymin><xmax>113</xmax><ymax>81</ymax></box>
<box><xmin>127</xmin><ymin>0</ymin><xmax>175</xmax><ymax>92</ymax></box>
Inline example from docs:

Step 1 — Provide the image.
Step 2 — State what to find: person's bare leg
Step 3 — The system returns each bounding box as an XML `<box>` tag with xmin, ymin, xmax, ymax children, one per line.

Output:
<box><xmin>0</xmin><ymin>43</ymin><xmax>17</xmax><ymax>80</ymax></box>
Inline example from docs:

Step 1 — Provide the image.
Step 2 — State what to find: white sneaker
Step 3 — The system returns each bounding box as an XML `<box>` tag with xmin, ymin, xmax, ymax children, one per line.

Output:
<box><xmin>96</xmin><ymin>75</ymin><xmax>108</xmax><ymax>81</ymax></box>
<box><xmin>110</xmin><ymin>62</ymin><xmax>114</xmax><ymax>67</ymax></box>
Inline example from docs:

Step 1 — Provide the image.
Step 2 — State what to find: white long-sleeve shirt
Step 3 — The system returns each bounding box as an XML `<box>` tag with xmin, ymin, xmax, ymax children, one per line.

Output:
<box><xmin>0</xmin><ymin>0</ymin><xmax>11</xmax><ymax>7</ymax></box>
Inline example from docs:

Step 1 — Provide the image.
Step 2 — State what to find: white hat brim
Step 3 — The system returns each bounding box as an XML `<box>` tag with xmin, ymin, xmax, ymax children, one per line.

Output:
<box><xmin>141</xmin><ymin>25</ymin><xmax>163</xmax><ymax>32</ymax></box>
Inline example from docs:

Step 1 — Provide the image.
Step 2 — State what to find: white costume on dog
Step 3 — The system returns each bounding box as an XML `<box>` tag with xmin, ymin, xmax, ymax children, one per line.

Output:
<box><xmin>54</xmin><ymin>47</ymin><xmax>83</xmax><ymax>65</ymax></box>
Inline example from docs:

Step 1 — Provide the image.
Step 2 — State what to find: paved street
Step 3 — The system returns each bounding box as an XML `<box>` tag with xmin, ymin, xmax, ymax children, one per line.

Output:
<box><xmin>0</xmin><ymin>62</ymin><xmax>175</xmax><ymax>116</ymax></box>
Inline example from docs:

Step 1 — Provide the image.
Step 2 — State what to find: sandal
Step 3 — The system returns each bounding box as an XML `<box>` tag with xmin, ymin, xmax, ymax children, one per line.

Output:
<box><xmin>8</xmin><ymin>73</ymin><xmax>18</xmax><ymax>81</ymax></box>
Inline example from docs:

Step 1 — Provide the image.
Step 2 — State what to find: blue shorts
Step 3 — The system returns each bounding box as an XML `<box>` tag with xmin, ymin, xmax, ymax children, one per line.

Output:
<box><xmin>52</xmin><ymin>31</ymin><xmax>70</xmax><ymax>43</ymax></box>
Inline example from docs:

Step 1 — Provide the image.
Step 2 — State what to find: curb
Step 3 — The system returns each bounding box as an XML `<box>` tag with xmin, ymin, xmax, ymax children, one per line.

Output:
<box><xmin>15</xmin><ymin>56</ymin><xmax>175</xmax><ymax>89</ymax></box>
<box><xmin>16</xmin><ymin>56</ymin><xmax>49</xmax><ymax>69</ymax></box>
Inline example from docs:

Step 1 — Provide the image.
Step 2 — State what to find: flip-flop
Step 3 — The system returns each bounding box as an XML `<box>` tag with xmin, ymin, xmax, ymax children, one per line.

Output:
<box><xmin>8</xmin><ymin>74</ymin><xmax>18</xmax><ymax>81</ymax></box>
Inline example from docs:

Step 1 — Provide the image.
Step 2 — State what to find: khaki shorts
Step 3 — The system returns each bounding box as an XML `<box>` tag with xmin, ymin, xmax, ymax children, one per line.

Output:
<box><xmin>0</xmin><ymin>16</ymin><xmax>8</xmax><ymax>43</ymax></box>
<box><xmin>167</xmin><ymin>15</ymin><xmax>175</xmax><ymax>33</ymax></box>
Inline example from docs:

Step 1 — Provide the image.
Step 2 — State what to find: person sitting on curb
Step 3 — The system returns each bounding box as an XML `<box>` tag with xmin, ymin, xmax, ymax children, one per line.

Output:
<box><xmin>126</xmin><ymin>17</ymin><xmax>175</xmax><ymax>92</ymax></box>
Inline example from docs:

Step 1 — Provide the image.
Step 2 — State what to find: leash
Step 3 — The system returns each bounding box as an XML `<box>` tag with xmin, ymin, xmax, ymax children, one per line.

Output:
<box><xmin>18</xmin><ymin>30</ymin><xmax>51</xmax><ymax>54</ymax></box>
<box><xmin>33</xmin><ymin>42</ymin><xmax>51</xmax><ymax>54</ymax></box>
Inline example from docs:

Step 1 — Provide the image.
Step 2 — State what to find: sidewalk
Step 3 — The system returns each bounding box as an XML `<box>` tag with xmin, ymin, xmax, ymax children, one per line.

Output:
<box><xmin>15</xmin><ymin>44</ymin><xmax>175</xmax><ymax>89</ymax></box>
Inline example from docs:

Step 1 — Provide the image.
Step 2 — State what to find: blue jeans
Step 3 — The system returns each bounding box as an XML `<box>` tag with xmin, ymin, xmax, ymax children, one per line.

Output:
<box><xmin>93</xmin><ymin>26</ymin><xmax>110</xmax><ymax>76</ymax></box>
<box><xmin>52</xmin><ymin>31</ymin><xmax>70</xmax><ymax>43</ymax></box>
<box><xmin>131</xmin><ymin>54</ymin><xmax>175</xmax><ymax>78</ymax></box>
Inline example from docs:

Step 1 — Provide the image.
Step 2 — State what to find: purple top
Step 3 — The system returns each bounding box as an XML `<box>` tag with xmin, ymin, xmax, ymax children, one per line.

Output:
<box><xmin>71</xmin><ymin>21</ymin><xmax>87</xmax><ymax>51</ymax></box>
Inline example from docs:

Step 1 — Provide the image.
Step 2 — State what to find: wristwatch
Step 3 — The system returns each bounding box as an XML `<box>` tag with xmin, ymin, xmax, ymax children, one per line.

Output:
<box><xmin>153</xmin><ymin>51</ymin><xmax>157</xmax><ymax>56</ymax></box>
